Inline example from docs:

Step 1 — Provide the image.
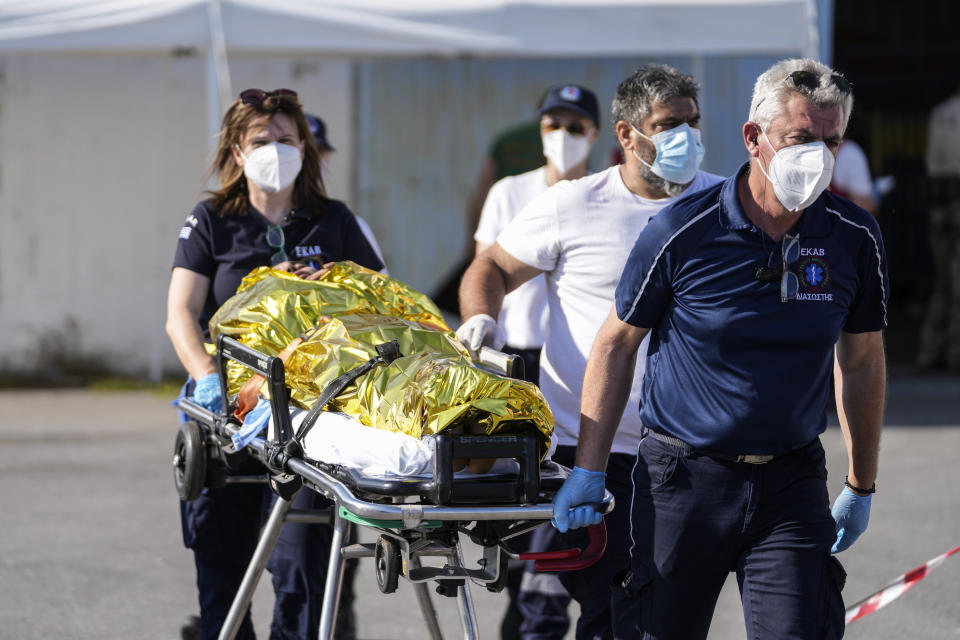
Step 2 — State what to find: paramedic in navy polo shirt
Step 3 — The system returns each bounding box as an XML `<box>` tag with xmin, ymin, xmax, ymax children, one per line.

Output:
<box><xmin>166</xmin><ymin>88</ymin><xmax>381</xmax><ymax>640</ymax></box>
<box><xmin>553</xmin><ymin>58</ymin><xmax>888</xmax><ymax>639</ymax></box>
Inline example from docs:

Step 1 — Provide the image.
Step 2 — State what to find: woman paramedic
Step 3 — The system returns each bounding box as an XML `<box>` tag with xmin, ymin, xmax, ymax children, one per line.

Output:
<box><xmin>165</xmin><ymin>88</ymin><xmax>382</xmax><ymax>640</ymax></box>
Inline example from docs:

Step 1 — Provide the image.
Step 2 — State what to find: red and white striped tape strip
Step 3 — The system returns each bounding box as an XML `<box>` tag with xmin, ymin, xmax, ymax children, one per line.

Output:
<box><xmin>845</xmin><ymin>545</ymin><xmax>960</xmax><ymax>624</ymax></box>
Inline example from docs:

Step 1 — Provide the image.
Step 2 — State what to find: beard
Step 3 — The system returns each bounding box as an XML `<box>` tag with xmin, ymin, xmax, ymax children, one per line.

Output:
<box><xmin>639</xmin><ymin>162</ymin><xmax>692</xmax><ymax>198</ymax></box>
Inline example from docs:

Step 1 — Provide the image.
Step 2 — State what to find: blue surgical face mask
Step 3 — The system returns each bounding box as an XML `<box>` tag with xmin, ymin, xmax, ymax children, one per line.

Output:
<box><xmin>631</xmin><ymin>122</ymin><xmax>706</xmax><ymax>185</ymax></box>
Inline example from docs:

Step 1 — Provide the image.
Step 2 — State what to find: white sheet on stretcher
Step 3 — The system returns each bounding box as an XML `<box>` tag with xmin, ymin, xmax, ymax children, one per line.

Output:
<box><xmin>265</xmin><ymin>406</ymin><xmax>521</xmax><ymax>478</ymax></box>
<box><xmin>297</xmin><ymin>409</ymin><xmax>433</xmax><ymax>476</ymax></box>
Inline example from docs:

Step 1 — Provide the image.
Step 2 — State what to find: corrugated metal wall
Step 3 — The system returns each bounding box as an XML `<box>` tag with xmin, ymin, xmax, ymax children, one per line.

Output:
<box><xmin>354</xmin><ymin>54</ymin><xmax>780</xmax><ymax>299</ymax></box>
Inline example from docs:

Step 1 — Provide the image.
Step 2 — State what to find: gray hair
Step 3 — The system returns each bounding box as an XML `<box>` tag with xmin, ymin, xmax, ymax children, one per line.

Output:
<box><xmin>611</xmin><ymin>64</ymin><xmax>700</xmax><ymax>127</ymax></box>
<box><xmin>749</xmin><ymin>58</ymin><xmax>854</xmax><ymax>134</ymax></box>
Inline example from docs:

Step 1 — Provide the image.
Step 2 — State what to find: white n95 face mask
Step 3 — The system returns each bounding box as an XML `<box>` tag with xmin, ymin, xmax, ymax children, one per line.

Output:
<box><xmin>757</xmin><ymin>130</ymin><xmax>835</xmax><ymax>212</ymax></box>
<box><xmin>542</xmin><ymin>130</ymin><xmax>591</xmax><ymax>175</ymax></box>
<box><xmin>237</xmin><ymin>142</ymin><xmax>303</xmax><ymax>194</ymax></box>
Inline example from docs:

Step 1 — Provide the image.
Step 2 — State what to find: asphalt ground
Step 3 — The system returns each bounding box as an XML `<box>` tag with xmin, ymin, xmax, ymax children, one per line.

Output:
<box><xmin>1</xmin><ymin>373</ymin><xmax>958</xmax><ymax>639</ymax></box>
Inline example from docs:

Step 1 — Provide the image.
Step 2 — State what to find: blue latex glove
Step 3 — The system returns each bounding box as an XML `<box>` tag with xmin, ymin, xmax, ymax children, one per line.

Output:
<box><xmin>552</xmin><ymin>466</ymin><xmax>606</xmax><ymax>533</ymax></box>
<box><xmin>232</xmin><ymin>398</ymin><xmax>272</xmax><ymax>449</ymax></box>
<box><xmin>191</xmin><ymin>373</ymin><xmax>222</xmax><ymax>413</ymax></box>
<box><xmin>831</xmin><ymin>486</ymin><xmax>872</xmax><ymax>553</ymax></box>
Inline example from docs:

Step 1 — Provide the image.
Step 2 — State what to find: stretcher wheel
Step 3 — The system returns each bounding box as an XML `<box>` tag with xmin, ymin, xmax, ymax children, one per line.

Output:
<box><xmin>173</xmin><ymin>421</ymin><xmax>206</xmax><ymax>502</ymax></box>
<box><xmin>375</xmin><ymin>536</ymin><xmax>401</xmax><ymax>594</ymax></box>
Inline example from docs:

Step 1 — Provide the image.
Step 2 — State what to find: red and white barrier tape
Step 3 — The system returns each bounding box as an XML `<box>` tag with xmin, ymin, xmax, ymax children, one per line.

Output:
<box><xmin>845</xmin><ymin>545</ymin><xmax>960</xmax><ymax>624</ymax></box>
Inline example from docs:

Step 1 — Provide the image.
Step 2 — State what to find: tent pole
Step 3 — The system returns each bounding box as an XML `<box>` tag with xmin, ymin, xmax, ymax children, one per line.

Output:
<box><xmin>205</xmin><ymin>50</ymin><xmax>221</xmax><ymax>180</ymax></box>
<box><xmin>206</xmin><ymin>0</ymin><xmax>233</xmax><ymax>162</ymax></box>
<box><xmin>207</xmin><ymin>0</ymin><xmax>233</xmax><ymax>106</ymax></box>
<box><xmin>205</xmin><ymin>0</ymin><xmax>233</xmax><ymax>179</ymax></box>
<box><xmin>806</xmin><ymin>0</ymin><xmax>822</xmax><ymax>61</ymax></box>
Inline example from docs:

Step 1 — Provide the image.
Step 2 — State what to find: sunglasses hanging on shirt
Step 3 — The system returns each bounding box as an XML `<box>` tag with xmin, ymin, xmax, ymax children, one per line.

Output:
<box><xmin>755</xmin><ymin>233</ymin><xmax>800</xmax><ymax>302</ymax></box>
<box><xmin>266</xmin><ymin>224</ymin><xmax>290</xmax><ymax>266</ymax></box>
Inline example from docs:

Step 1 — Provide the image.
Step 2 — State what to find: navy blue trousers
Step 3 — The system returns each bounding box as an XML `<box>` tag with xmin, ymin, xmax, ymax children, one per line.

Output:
<box><xmin>265</xmin><ymin>490</ymin><xmax>338</xmax><ymax>640</ymax></box>
<box><xmin>516</xmin><ymin>525</ymin><xmax>573</xmax><ymax>640</ymax></box>
<box><xmin>181</xmin><ymin>484</ymin><xmax>269</xmax><ymax>640</ymax></box>
<box><xmin>527</xmin><ymin>445</ymin><xmax>635</xmax><ymax>640</ymax></box>
<box><xmin>180</xmin><ymin>482</ymin><xmax>340</xmax><ymax>640</ymax></box>
<box><xmin>177</xmin><ymin>381</ymin><xmax>345</xmax><ymax>640</ymax></box>
<box><xmin>499</xmin><ymin>345</ymin><xmax>558</xmax><ymax>640</ymax></box>
<box><xmin>614</xmin><ymin>434</ymin><xmax>846</xmax><ymax>640</ymax></box>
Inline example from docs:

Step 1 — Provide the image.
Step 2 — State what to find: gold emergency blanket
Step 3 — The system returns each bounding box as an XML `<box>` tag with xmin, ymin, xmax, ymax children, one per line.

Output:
<box><xmin>209</xmin><ymin>262</ymin><xmax>553</xmax><ymax>457</ymax></box>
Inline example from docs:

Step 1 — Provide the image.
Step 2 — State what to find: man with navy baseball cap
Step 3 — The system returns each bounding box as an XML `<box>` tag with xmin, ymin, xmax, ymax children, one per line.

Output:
<box><xmin>471</xmin><ymin>84</ymin><xmax>602</xmax><ymax>385</ymax></box>
<box><xmin>468</xmin><ymin>83</ymin><xmax>601</xmax><ymax>640</ymax></box>
<box><xmin>538</xmin><ymin>84</ymin><xmax>601</xmax><ymax>128</ymax></box>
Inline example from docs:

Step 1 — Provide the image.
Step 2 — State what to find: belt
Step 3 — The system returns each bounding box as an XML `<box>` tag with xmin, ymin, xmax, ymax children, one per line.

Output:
<box><xmin>645</xmin><ymin>430</ymin><xmax>801</xmax><ymax>465</ymax></box>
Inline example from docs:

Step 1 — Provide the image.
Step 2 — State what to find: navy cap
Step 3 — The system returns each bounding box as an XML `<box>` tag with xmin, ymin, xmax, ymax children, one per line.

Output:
<box><xmin>305</xmin><ymin>113</ymin><xmax>335</xmax><ymax>151</ymax></box>
<box><xmin>537</xmin><ymin>84</ymin><xmax>600</xmax><ymax>128</ymax></box>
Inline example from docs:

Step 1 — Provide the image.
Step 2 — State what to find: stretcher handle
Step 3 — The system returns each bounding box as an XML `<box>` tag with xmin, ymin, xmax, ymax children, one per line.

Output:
<box><xmin>517</xmin><ymin>548</ymin><xmax>580</xmax><ymax>562</ymax></box>
<box><xmin>532</xmin><ymin>521</ymin><xmax>607</xmax><ymax>572</ymax></box>
<box><xmin>217</xmin><ymin>335</ymin><xmax>293</xmax><ymax>443</ymax></box>
<box><xmin>477</xmin><ymin>346</ymin><xmax>524</xmax><ymax>379</ymax></box>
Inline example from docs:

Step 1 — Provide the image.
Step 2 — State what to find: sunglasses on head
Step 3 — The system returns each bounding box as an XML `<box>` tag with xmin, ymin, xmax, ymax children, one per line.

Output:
<box><xmin>239</xmin><ymin>88</ymin><xmax>299</xmax><ymax>108</ymax></box>
<box><xmin>784</xmin><ymin>70</ymin><xmax>852</xmax><ymax>95</ymax></box>
<box><xmin>755</xmin><ymin>233</ymin><xmax>800</xmax><ymax>302</ymax></box>
<box><xmin>541</xmin><ymin>119</ymin><xmax>588</xmax><ymax>136</ymax></box>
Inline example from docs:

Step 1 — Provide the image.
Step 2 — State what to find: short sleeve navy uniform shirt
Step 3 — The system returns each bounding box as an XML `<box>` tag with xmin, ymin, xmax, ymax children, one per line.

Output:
<box><xmin>173</xmin><ymin>198</ymin><xmax>383</xmax><ymax>336</ymax></box>
<box><xmin>614</xmin><ymin>163</ymin><xmax>888</xmax><ymax>454</ymax></box>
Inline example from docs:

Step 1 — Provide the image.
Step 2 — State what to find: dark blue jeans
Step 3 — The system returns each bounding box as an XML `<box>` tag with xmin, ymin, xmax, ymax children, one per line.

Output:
<box><xmin>528</xmin><ymin>446</ymin><xmax>635</xmax><ymax>640</ymax></box>
<box><xmin>614</xmin><ymin>434</ymin><xmax>846</xmax><ymax>640</ymax></box>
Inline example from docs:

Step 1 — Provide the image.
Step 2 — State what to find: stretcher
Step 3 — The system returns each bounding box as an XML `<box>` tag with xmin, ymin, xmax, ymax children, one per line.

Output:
<box><xmin>174</xmin><ymin>335</ymin><xmax>613</xmax><ymax>640</ymax></box>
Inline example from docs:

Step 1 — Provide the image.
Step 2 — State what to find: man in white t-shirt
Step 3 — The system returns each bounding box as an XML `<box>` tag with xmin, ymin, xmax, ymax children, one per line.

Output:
<box><xmin>474</xmin><ymin>84</ymin><xmax>601</xmax><ymax>385</ymax></box>
<box><xmin>474</xmin><ymin>84</ymin><xmax>601</xmax><ymax>640</ymax></box>
<box><xmin>458</xmin><ymin>65</ymin><xmax>723</xmax><ymax>639</ymax></box>
<box><xmin>830</xmin><ymin>138</ymin><xmax>877</xmax><ymax>215</ymax></box>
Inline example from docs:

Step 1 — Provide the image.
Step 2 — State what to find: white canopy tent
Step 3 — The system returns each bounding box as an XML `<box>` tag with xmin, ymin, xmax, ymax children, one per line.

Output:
<box><xmin>1</xmin><ymin>1</ymin><xmax>817</xmax><ymax>56</ymax></box>
<box><xmin>0</xmin><ymin>0</ymin><xmax>819</xmax><ymax>379</ymax></box>
<box><xmin>1</xmin><ymin>0</ymin><xmax>818</xmax><ymax>128</ymax></box>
